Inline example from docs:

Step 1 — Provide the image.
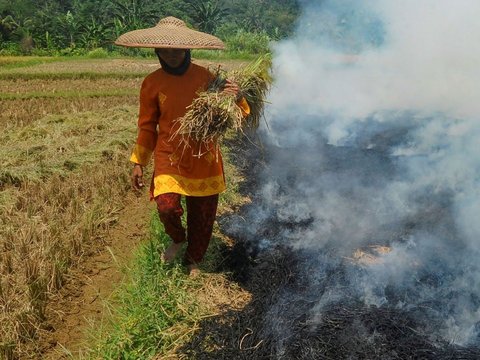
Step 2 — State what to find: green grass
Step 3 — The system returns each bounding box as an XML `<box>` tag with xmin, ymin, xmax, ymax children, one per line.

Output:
<box><xmin>0</xmin><ymin>54</ymin><xmax>137</xmax><ymax>69</ymax></box>
<box><xmin>192</xmin><ymin>49</ymin><xmax>259</xmax><ymax>61</ymax></box>
<box><xmin>0</xmin><ymin>56</ymin><xmax>64</xmax><ymax>69</ymax></box>
<box><xmin>83</xmin><ymin>212</ymin><xmax>203</xmax><ymax>359</ymax></box>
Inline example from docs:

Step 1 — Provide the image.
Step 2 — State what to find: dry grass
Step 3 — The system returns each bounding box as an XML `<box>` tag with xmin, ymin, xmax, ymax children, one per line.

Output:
<box><xmin>0</xmin><ymin>59</ymin><xmax>156</xmax><ymax>76</ymax></box>
<box><xmin>0</xmin><ymin>94</ymin><xmax>138</xmax><ymax>358</ymax></box>
<box><xmin>0</xmin><ymin>96</ymin><xmax>138</xmax><ymax>128</ymax></box>
<box><xmin>194</xmin><ymin>274</ymin><xmax>251</xmax><ymax>313</ymax></box>
<box><xmin>0</xmin><ymin>56</ymin><xmax>57</xmax><ymax>68</ymax></box>
<box><xmin>0</xmin><ymin>58</ymin><xmax>247</xmax><ymax>75</ymax></box>
<box><xmin>0</xmin><ymin>159</ymin><xmax>133</xmax><ymax>358</ymax></box>
<box><xmin>155</xmin><ymin>273</ymin><xmax>251</xmax><ymax>360</ymax></box>
<box><xmin>0</xmin><ymin>106</ymin><xmax>135</xmax><ymax>186</ymax></box>
<box><xmin>0</xmin><ymin>75</ymin><xmax>141</xmax><ymax>128</ymax></box>
<box><xmin>172</xmin><ymin>56</ymin><xmax>272</xmax><ymax>150</ymax></box>
<box><xmin>0</xmin><ymin>89</ymin><xmax>137</xmax><ymax>100</ymax></box>
<box><xmin>0</xmin><ymin>78</ymin><xmax>142</xmax><ymax>94</ymax></box>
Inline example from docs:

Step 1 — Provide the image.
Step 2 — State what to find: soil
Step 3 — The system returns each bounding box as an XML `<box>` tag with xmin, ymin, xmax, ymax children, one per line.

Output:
<box><xmin>38</xmin><ymin>192</ymin><xmax>153</xmax><ymax>359</ymax></box>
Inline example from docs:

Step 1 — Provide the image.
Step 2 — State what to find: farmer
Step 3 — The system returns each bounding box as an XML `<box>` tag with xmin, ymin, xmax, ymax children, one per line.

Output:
<box><xmin>115</xmin><ymin>17</ymin><xmax>249</xmax><ymax>275</ymax></box>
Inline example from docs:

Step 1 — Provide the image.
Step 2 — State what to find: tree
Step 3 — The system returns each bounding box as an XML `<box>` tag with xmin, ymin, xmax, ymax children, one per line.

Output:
<box><xmin>106</xmin><ymin>0</ymin><xmax>157</xmax><ymax>30</ymax></box>
<box><xmin>79</xmin><ymin>16</ymin><xmax>111</xmax><ymax>49</ymax></box>
<box><xmin>187</xmin><ymin>0</ymin><xmax>229</xmax><ymax>34</ymax></box>
<box><xmin>222</xmin><ymin>0</ymin><xmax>299</xmax><ymax>38</ymax></box>
<box><xmin>0</xmin><ymin>0</ymin><xmax>300</xmax><ymax>53</ymax></box>
<box><xmin>57</xmin><ymin>11</ymin><xmax>81</xmax><ymax>47</ymax></box>
<box><xmin>0</xmin><ymin>15</ymin><xmax>18</xmax><ymax>39</ymax></box>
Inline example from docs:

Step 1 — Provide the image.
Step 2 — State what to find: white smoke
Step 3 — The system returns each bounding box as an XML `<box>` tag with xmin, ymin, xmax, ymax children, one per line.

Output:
<box><xmin>271</xmin><ymin>0</ymin><xmax>480</xmax><ymax>122</ymax></box>
<box><xmin>254</xmin><ymin>0</ymin><xmax>480</xmax><ymax>347</ymax></box>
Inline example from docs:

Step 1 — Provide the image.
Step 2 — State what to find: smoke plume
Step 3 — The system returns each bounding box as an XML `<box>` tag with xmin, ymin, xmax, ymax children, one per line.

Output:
<box><xmin>228</xmin><ymin>0</ymin><xmax>480</xmax><ymax>352</ymax></box>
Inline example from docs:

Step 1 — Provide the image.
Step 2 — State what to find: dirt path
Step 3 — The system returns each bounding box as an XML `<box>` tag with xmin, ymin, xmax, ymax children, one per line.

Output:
<box><xmin>39</xmin><ymin>192</ymin><xmax>153</xmax><ymax>359</ymax></box>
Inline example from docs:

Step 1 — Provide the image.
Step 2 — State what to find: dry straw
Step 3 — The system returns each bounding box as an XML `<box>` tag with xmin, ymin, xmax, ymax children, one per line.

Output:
<box><xmin>172</xmin><ymin>55</ymin><xmax>273</xmax><ymax>153</ymax></box>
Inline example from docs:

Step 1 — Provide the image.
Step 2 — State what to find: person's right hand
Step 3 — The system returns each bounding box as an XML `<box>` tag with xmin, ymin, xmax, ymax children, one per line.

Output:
<box><xmin>132</xmin><ymin>164</ymin><xmax>144</xmax><ymax>190</ymax></box>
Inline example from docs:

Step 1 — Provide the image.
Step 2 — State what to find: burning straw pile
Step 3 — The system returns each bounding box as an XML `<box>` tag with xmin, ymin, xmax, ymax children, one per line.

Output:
<box><xmin>172</xmin><ymin>56</ymin><xmax>272</xmax><ymax>149</ymax></box>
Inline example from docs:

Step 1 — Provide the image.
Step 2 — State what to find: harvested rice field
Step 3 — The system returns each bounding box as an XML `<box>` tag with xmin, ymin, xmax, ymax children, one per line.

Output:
<box><xmin>0</xmin><ymin>56</ymin><xmax>145</xmax><ymax>359</ymax></box>
<box><xmin>0</xmin><ymin>58</ymin><xmax>154</xmax><ymax>76</ymax></box>
<box><xmin>1</xmin><ymin>96</ymin><xmax>138</xmax><ymax>128</ymax></box>
<box><xmin>0</xmin><ymin>78</ymin><xmax>142</xmax><ymax>94</ymax></box>
<box><xmin>3</xmin><ymin>53</ymin><xmax>479</xmax><ymax>360</ymax></box>
<box><xmin>0</xmin><ymin>56</ymin><xmax>252</xmax><ymax>359</ymax></box>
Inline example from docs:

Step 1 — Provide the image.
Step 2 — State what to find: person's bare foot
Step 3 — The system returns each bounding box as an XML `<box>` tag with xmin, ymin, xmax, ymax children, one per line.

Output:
<box><xmin>187</xmin><ymin>264</ymin><xmax>200</xmax><ymax>277</ymax></box>
<box><xmin>161</xmin><ymin>242</ymin><xmax>183</xmax><ymax>263</ymax></box>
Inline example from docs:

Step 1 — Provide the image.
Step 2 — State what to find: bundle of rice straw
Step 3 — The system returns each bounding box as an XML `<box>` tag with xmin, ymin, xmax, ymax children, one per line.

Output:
<box><xmin>172</xmin><ymin>55</ymin><xmax>272</xmax><ymax>151</ymax></box>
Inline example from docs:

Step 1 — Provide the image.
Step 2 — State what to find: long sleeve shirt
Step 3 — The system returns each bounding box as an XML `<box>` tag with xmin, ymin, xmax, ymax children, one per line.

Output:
<box><xmin>130</xmin><ymin>62</ymin><xmax>249</xmax><ymax>198</ymax></box>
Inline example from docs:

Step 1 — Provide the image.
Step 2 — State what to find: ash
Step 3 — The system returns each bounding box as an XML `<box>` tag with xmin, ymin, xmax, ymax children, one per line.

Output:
<box><xmin>211</xmin><ymin>131</ymin><xmax>479</xmax><ymax>359</ymax></box>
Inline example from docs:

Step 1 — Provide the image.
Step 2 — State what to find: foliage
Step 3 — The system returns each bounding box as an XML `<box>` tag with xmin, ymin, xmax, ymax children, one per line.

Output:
<box><xmin>187</xmin><ymin>0</ymin><xmax>228</xmax><ymax>34</ymax></box>
<box><xmin>224</xmin><ymin>29</ymin><xmax>271</xmax><ymax>54</ymax></box>
<box><xmin>221</xmin><ymin>0</ymin><xmax>300</xmax><ymax>39</ymax></box>
<box><xmin>84</xmin><ymin>216</ymin><xmax>202</xmax><ymax>359</ymax></box>
<box><xmin>86</xmin><ymin>47</ymin><xmax>111</xmax><ymax>58</ymax></box>
<box><xmin>0</xmin><ymin>0</ymin><xmax>299</xmax><ymax>55</ymax></box>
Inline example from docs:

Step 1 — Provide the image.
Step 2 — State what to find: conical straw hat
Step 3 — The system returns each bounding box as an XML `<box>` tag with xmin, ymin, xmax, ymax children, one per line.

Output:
<box><xmin>114</xmin><ymin>16</ymin><xmax>225</xmax><ymax>50</ymax></box>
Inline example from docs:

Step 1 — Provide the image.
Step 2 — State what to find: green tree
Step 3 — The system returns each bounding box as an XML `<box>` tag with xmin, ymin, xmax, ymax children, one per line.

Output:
<box><xmin>106</xmin><ymin>0</ymin><xmax>157</xmax><ymax>30</ymax></box>
<box><xmin>223</xmin><ymin>0</ymin><xmax>299</xmax><ymax>38</ymax></box>
<box><xmin>57</xmin><ymin>10</ymin><xmax>81</xmax><ymax>47</ymax></box>
<box><xmin>187</xmin><ymin>0</ymin><xmax>228</xmax><ymax>33</ymax></box>
<box><xmin>79</xmin><ymin>16</ymin><xmax>111</xmax><ymax>49</ymax></box>
<box><xmin>0</xmin><ymin>0</ymin><xmax>300</xmax><ymax>53</ymax></box>
<box><xmin>0</xmin><ymin>14</ymin><xmax>18</xmax><ymax>39</ymax></box>
<box><xmin>31</xmin><ymin>0</ymin><xmax>64</xmax><ymax>48</ymax></box>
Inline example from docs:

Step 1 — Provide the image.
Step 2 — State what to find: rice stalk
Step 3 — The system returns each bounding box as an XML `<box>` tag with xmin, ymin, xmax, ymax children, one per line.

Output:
<box><xmin>2</xmin><ymin>253</ymin><xmax>13</xmax><ymax>275</ymax></box>
<box><xmin>232</xmin><ymin>54</ymin><xmax>273</xmax><ymax>130</ymax></box>
<box><xmin>172</xmin><ymin>55</ymin><xmax>272</xmax><ymax>150</ymax></box>
<box><xmin>0</xmin><ymin>95</ymin><xmax>137</xmax><ymax>128</ymax></box>
<box><xmin>15</xmin><ymin>310</ymin><xmax>37</xmax><ymax>342</ymax></box>
<box><xmin>0</xmin><ymin>341</ymin><xmax>16</xmax><ymax>360</ymax></box>
<box><xmin>0</xmin><ymin>279</ymin><xmax>3</xmax><ymax>304</ymax></box>
<box><xmin>0</xmin><ymin>278</ymin><xmax>14</xmax><ymax>313</ymax></box>
<box><xmin>47</xmin><ymin>259</ymin><xmax>66</xmax><ymax>292</ymax></box>
<box><xmin>2</xmin><ymin>228</ymin><xmax>15</xmax><ymax>251</ymax></box>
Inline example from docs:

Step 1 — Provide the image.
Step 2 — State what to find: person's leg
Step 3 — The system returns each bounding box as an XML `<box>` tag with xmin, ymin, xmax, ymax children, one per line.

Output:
<box><xmin>155</xmin><ymin>193</ymin><xmax>185</xmax><ymax>262</ymax></box>
<box><xmin>185</xmin><ymin>194</ymin><xmax>219</xmax><ymax>270</ymax></box>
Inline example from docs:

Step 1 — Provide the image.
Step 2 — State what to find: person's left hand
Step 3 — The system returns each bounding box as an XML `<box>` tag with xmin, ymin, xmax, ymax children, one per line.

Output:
<box><xmin>222</xmin><ymin>79</ymin><xmax>240</xmax><ymax>98</ymax></box>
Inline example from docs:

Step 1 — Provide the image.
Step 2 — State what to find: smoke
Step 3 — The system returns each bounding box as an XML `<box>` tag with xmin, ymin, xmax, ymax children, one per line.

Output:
<box><xmin>231</xmin><ymin>0</ymin><xmax>480</xmax><ymax>350</ymax></box>
<box><xmin>272</xmin><ymin>0</ymin><xmax>480</xmax><ymax>122</ymax></box>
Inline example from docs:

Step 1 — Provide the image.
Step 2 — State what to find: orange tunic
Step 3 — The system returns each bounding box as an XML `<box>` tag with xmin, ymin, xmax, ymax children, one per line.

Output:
<box><xmin>130</xmin><ymin>63</ymin><xmax>249</xmax><ymax>198</ymax></box>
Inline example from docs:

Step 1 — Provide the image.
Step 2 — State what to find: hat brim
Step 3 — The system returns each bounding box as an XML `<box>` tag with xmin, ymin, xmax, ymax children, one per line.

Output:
<box><xmin>114</xmin><ymin>26</ymin><xmax>225</xmax><ymax>50</ymax></box>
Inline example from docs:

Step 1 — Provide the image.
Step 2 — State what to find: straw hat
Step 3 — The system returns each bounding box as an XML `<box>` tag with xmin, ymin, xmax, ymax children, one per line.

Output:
<box><xmin>114</xmin><ymin>16</ymin><xmax>225</xmax><ymax>50</ymax></box>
